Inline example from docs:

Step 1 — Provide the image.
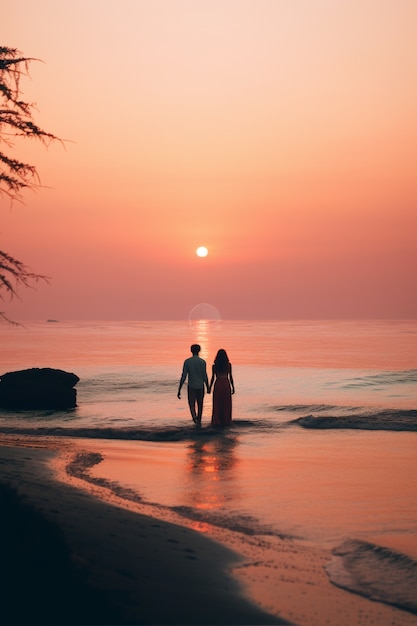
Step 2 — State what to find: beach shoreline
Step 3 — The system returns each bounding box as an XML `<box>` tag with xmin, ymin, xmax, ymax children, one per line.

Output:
<box><xmin>0</xmin><ymin>434</ymin><xmax>286</xmax><ymax>625</ymax></box>
<box><xmin>1</xmin><ymin>433</ymin><xmax>416</xmax><ymax>626</ymax></box>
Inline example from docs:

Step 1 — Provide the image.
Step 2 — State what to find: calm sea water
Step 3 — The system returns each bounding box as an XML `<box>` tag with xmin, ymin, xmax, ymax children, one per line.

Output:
<box><xmin>1</xmin><ymin>319</ymin><xmax>416</xmax><ymax>428</ymax></box>
<box><xmin>1</xmin><ymin>319</ymin><xmax>417</xmax><ymax>612</ymax></box>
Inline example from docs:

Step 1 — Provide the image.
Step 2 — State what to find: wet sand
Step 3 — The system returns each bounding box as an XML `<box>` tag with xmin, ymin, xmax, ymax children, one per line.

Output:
<box><xmin>1</xmin><ymin>433</ymin><xmax>416</xmax><ymax>626</ymax></box>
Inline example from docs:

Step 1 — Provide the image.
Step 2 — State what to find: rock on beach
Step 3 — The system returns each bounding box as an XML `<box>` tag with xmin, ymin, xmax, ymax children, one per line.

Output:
<box><xmin>0</xmin><ymin>367</ymin><xmax>79</xmax><ymax>410</ymax></box>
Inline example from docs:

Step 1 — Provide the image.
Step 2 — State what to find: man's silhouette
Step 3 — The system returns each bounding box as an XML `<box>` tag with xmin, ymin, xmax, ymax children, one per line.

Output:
<box><xmin>177</xmin><ymin>344</ymin><xmax>209</xmax><ymax>426</ymax></box>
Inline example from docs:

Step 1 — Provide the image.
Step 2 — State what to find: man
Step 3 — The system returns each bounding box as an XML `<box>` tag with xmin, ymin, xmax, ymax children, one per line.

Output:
<box><xmin>177</xmin><ymin>344</ymin><xmax>209</xmax><ymax>426</ymax></box>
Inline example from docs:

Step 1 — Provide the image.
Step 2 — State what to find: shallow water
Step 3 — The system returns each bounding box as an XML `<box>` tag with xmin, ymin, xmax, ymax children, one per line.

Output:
<box><xmin>77</xmin><ymin>428</ymin><xmax>416</xmax><ymax>545</ymax></box>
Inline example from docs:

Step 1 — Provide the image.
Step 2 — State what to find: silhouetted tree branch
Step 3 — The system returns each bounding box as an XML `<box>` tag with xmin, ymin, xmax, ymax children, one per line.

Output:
<box><xmin>1</xmin><ymin>46</ymin><xmax>59</xmax><ymax>320</ymax></box>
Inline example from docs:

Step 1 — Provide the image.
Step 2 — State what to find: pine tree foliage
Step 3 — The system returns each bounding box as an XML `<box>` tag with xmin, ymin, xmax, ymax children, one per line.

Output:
<box><xmin>1</xmin><ymin>47</ymin><xmax>60</xmax><ymax>321</ymax></box>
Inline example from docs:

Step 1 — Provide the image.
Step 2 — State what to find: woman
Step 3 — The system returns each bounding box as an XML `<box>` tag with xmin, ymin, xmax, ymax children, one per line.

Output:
<box><xmin>208</xmin><ymin>349</ymin><xmax>235</xmax><ymax>426</ymax></box>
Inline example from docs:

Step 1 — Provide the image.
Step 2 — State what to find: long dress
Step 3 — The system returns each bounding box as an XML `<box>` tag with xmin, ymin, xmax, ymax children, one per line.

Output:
<box><xmin>211</xmin><ymin>372</ymin><xmax>232</xmax><ymax>426</ymax></box>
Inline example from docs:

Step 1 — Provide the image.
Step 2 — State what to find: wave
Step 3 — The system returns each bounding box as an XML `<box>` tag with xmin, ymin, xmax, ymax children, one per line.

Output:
<box><xmin>326</xmin><ymin>538</ymin><xmax>417</xmax><ymax>614</ymax></box>
<box><xmin>337</xmin><ymin>369</ymin><xmax>417</xmax><ymax>390</ymax></box>
<box><xmin>80</xmin><ymin>376</ymin><xmax>177</xmax><ymax>395</ymax></box>
<box><xmin>273</xmin><ymin>403</ymin><xmax>357</xmax><ymax>414</ymax></box>
<box><xmin>293</xmin><ymin>409</ymin><xmax>417</xmax><ymax>431</ymax></box>
<box><xmin>0</xmin><ymin>420</ymin><xmax>265</xmax><ymax>442</ymax></box>
<box><xmin>1</xmin><ymin>405</ymin><xmax>416</xmax><ymax>439</ymax></box>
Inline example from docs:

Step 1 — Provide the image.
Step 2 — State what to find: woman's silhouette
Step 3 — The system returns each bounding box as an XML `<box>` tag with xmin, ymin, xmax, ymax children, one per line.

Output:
<box><xmin>208</xmin><ymin>349</ymin><xmax>235</xmax><ymax>426</ymax></box>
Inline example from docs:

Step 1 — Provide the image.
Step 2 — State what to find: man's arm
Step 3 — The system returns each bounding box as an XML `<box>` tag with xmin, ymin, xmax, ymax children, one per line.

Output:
<box><xmin>177</xmin><ymin>363</ymin><xmax>187</xmax><ymax>398</ymax></box>
<box><xmin>207</xmin><ymin>364</ymin><xmax>215</xmax><ymax>393</ymax></box>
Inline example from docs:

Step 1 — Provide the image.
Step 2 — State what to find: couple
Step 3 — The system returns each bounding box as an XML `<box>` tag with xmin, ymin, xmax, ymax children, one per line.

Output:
<box><xmin>177</xmin><ymin>344</ymin><xmax>235</xmax><ymax>427</ymax></box>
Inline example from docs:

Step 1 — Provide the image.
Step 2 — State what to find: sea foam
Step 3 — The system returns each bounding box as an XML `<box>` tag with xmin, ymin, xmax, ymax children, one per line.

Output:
<box><xmin>326</xmin><ymin>538</ymin><xmax>417</xmax><ymax>614</ymax></box>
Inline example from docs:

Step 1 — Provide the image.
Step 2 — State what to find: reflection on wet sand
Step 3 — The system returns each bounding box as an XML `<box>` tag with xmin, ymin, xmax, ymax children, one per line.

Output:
<box><xmin>183</xmin><ymin>434</ymin><xmax>239</xmax><ymax>530</ymax></box>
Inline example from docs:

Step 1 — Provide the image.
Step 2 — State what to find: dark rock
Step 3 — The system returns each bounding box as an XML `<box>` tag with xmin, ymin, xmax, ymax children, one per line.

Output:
<box><xmin>0</xmin><ymin>368</ymin><xmax>79</xmax><ymax>410</ymax></box>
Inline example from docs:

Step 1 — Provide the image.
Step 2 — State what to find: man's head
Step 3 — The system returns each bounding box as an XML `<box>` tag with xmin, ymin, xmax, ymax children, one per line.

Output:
<box><xmin>190</xmin><ymin>344</ymin><xmax>201</xmax><ymax>355</ymax></box>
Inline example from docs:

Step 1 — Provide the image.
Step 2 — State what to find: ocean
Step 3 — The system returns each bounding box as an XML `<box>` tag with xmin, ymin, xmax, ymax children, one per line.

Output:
<box><xmin>1</xmin><ymin>319</ymin><xmax>417</xmax><ymax>615</ymax></box>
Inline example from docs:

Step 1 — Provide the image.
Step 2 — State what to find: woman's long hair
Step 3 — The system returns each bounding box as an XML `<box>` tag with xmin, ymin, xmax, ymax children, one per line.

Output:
<box><xmin>214</xmin><ymin>349</ymin><xmax>229</xmax><ymax>374</ymax></box>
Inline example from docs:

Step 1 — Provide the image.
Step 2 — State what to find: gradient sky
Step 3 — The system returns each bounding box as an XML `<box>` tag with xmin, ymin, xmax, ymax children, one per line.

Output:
<box><xmin>2</xmin><ymin>0</ymin><xmax>416</xmax><ymax>320</ymax></box>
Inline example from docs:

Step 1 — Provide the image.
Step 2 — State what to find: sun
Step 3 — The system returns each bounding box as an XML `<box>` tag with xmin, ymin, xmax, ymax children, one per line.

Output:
<box><xmin>196</xmin><ymin>246</ymin><xmax>208</xmax><ymax>257</ymax></box>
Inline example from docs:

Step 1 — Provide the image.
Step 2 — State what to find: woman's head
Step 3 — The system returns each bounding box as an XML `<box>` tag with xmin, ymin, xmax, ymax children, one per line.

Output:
<box><xmin>214</xmin><ymin>349</ymin><xmax>229</xmax><ymax>371</ymax></box>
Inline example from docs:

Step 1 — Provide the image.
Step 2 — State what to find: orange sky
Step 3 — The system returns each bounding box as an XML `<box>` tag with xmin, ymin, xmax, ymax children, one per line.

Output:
<box><xmin>2</xmin><ymin>0</ymin><xmax>416</xmax><ymax>320</ymax></box>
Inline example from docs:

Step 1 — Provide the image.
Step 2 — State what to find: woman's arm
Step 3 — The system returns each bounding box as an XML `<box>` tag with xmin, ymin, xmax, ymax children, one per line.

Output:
<box><xmin>229</xmin><ymin>363</ymin><xmax>235</xmax><ymax>394</ymax></box>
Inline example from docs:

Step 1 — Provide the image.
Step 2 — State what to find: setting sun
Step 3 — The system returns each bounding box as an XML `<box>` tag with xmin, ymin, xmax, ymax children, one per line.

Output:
<box><xmin>196</xmin><ymin>246</ymin><xmax>208</xmax><ymax>258</ymax></box>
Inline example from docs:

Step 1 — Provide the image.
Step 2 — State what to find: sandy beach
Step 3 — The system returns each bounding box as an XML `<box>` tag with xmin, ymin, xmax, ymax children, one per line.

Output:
<box><xmin>1</xmin><ymin>433</ymin><xmax>416</xmax><ymax>626</ymax></box>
